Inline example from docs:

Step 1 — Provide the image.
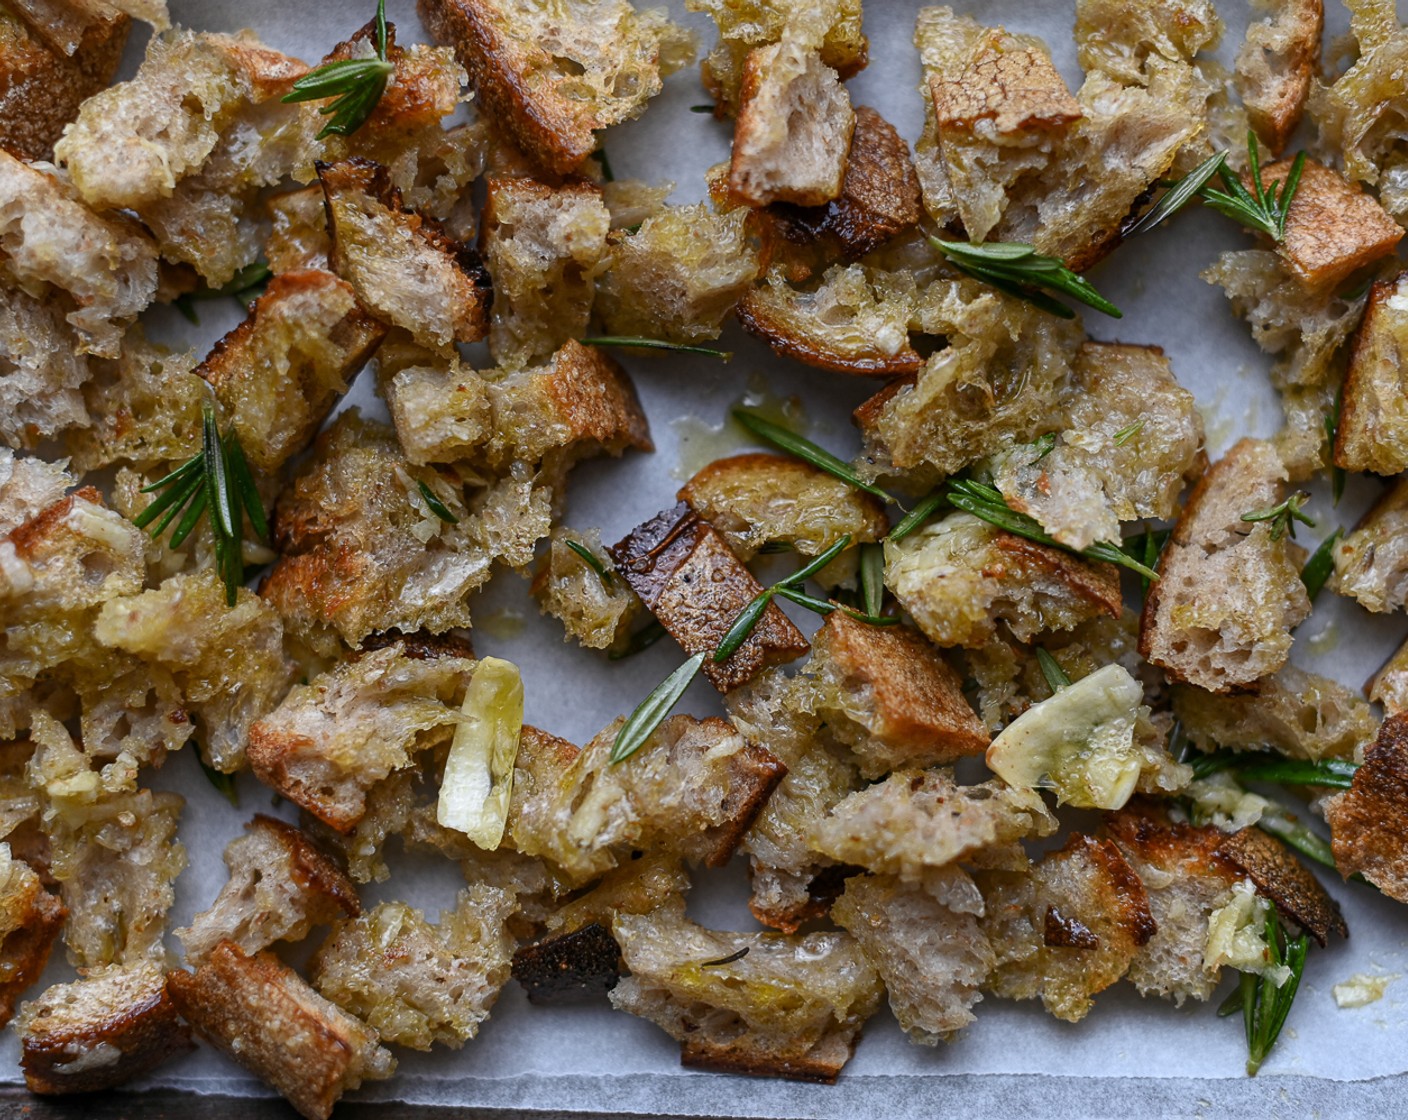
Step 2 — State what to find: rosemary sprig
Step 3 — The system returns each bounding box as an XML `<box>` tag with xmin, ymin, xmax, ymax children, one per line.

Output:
<box><xmin>610</xmin><ymin>652</ymin><xmax>705</xmax><ymax>764</ymax></box>
<box><xmin>947</xmin><ymin>479</ymin><xmax>1159</xmax><ymax>580</ymax></box>
<box><xmin>1123</xmin><ymin>525</ymin><xmax>1170</xmax><ymax>595</ymax></box>
<box><xmin>1241</xmin><ymin>491</ymin><xmax>1313</xmax><ymax>540</ymax></box>
<box><xmin>608</xmin><ymin>619</ymin><xmax>666</xmax><ymax>661</ymax></box>
<box><xmin>1112</xmin><ymin>419</ymin><xmax>1145</xmax><ymax>447</ymax></box>
<box><xmin>1027</xmin><ymin>432</ymin><xmax>1058</xmax><ymax>465</ymax></box>
<box><xmin>1301</xmin><ymin>528</ymin><xmax>1342</xmax><ymax>601</ymax></box>
<box><xmin>580</xmin><ymin>336</ymin><xmax>731</xmax><ymax>359</ymax></box>
<box><xmin>1124</xmin><ymin>150</ymin><xmax>1228</xmax><ymax>237</ymax></box>
<box><xmin>774</xmin><ymin>585</ymin><xmax>900</xmax><ymax>628</ymax></box>
<box><xmin>887</xmin><ymin>491</ymin><xmax>947</xmax><ymax>543</ymax></box>
<box><xmin>1200</xmin><ymin>132</ymin><xmax>1306</xmax><ymax>242</ymax></box>
<box><xmin>930</xmin><ymin>237</ymin><xmax>1123</xmax><ymax>320</ymax></box>
<box><xmin>1326</xmin><ymin>386</ymin><xmax>1346</xmax><ymax>505</ymax></box>
<box><xmin>1035</xmin><ymin>647</ymin><xmax>1072</xmax><ymax>693</ymax></box>
<box><xmin>565</xmin><ymin>539</ymin><xmax>613</xmax><ymax>588</ymax></box>
<box><xmin>1226</xmin><ymin>909</ymin><xmax>1309</xmax><ymax>1076</ymax></box>
<box><xmin>860</xmin><ymin>543</ymin><xmax>885</xmax><ymax>618</ymax></box>
<box><xmin>173</xmin><ymin>260</ymin><xmax>272</xmax><ymax>324</ymax></box>
<box><xmin>1190</xmin><ymin>750</ymin><xmax>1358</xmax><ymax>789</ymax></box>
<box><xmin>197</xmin><ymin>751</ymin><xmax>239</xmax><ymax>808</ymax></box>
<box><xmin>416</xmin><ymin>480</ymin><xmax>459</xmax><ymax>524</ymax></box>
<box><xmin>733</xmin><ymin>410</ymin><xmax>893</xmax><ymax>503</ymax></box>
<box><xmin>133</xmin><ymin>403</ymin><xmax>265</xmax><ymax>607</ymax></box>
<box><xmin>282</xmin><ymin>0</ymin><xmax>393</xmax><ymax>140</ymax></box>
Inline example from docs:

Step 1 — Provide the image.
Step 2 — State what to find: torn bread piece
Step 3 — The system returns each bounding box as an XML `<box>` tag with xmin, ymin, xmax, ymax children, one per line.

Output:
<box><xmin>0</xmin><ymin>845</ymin><xmax>64</xmax><ymax>1028</ymax></box>
<box><xmin>530</xmin><ymin>527</ymin><xmax>640</xmax><ymax>650</ymax></box>
<box><xmin>1370</xmin><ymin>637</ymin><xmax>1408</xmax><ymax>716</ymax></box>
<box><xmin>1235</xmin><ymin>0</ymin><xmax>1322</xmax><ymax>155</ymax></box>
<box><xmin>0</xmin><ymin>288</ymin><xmax>91</xmax><ymax>449</ymax></box>
<box><xmin>1073</xmin><ymin>0</ymin><xmax>1223</xmax><ymax>86</ymax></box>
<box><xmin>610</xmin><ymin>902</ymin><xmax>882</xmax><ymax>1083</ymax></box>
<box><xmin>169</xmin><ymin>941</ymin><xmax>394</xmax><ymax>1120</ymax></box>
<box><xmin>1325</xmin><ymin>713</ymin><xmax>1408</xmax><ymax>903</ymax></box>
<box><xmin>1332</xmin><ymin>477</ymin><xmax>1408</xmax><ymax>613</ymax></box>
<box><xmin>1140</xmin><ymin>438</ymin><xmax>1310</xmax><ymax>692</ymax></box>
<box><xmin>177</xmin><ymin>816</ymin><xmax>359</xmax><ymax>966</ymax></box>
<box><xmin>17</xmin><ymin>962</ymin><xmax>194</xmax><ymax>1095</ymax></box>
<box><xmin>1337</xmin><ymin>271</ymin><xmax>1408</xmax><ymax>476</ymax></box>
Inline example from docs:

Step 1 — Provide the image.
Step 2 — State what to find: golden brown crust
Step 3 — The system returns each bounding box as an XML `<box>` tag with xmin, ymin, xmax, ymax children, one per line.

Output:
<box><xmin>694</xmin><ymin>742</ymin><xmax>788</xmax><ymax>868</ymax></box>
<box><xmin>609</xmin><ymin>503</ymin><xmax>809</xmax><ymax>692</ymax></box>
<box><xmin>736</xmin><ymin>286</ymin><xmax>922</xmax><ymax>376</ymax></box>
<box><xmin>251</xmin><ymin>815</ymin><xmax>361</xmax><ymax>920</ymax></box>
<box><xmin>1326</xmin><ymin>712</ymin><xmax>1408</xmax><ymax>904</ymax></box>
<box><xmin>1214</xmin><ymin>825</ymin><xmax>1346</xmax><ymax>945</ymax></box>
<box><xmin>929</xmin><ymin>38</ymin><xmax>1081</xmax><ymax>135</ymax></box>
<box><xmin>1336</xmin><ymin>270</ymin><xmax>1408</xmax><ymax>475</ymax></box>
<box><xmin>1235</xmin><ymin>0</ymin><xmax>1322</xmax><ymax>156</ymax></box>
<box><xmin>544</xmin><ymin>341</ymin><xmax>654</xmax><ymax>455</ymax></box>
<box><xmin>0</xmin><ymin>873</ymin><xmax>64</xmax><ymax>1028</ymax></box>
<box><xmin>360</xmin><ymin>628</ymin><xmax>476</xmax><ymax>661</ymax></box>
<box><xmin>679</xmin><ymin>1033</ymin><xmax>855</xmax><ymax>1084</ymax></box>
<box><xmin>994</xmin><ymin>533</ymin><xmax>1124</xmax><ymax>619</ymax></box>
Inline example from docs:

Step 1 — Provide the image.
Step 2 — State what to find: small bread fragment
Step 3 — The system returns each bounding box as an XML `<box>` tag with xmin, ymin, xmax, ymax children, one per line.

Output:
<box><xmin>1235</xmin><ymin>0</ymin><xmax>1322</xmax><ymax>155</ymax></box>
<box><xmin>1074</xmin><ymin>0</ymin><xmax>1223</xmax><ymax>86</ymax></box>
<box><xmin>169</xmin><ymin>941</ymin><xmax>394</xmax><ymax>1120</ymax></box>
<box><xmin>0</xmin><ymin>448</ymin><xmax>71</xmax><ymax>535</ymax></box>
<box><xmin>1325</xmin><ymin>713</ymin><xmax>1408</xmax><ymax>902</ymax></box>
<box><xmin>805</xmin><ymin>612</ymin><xmax>988</xmax><ymax>779</ymax></box>
<box><xmin>0</xmin><ymin>845</ymin><xmax>64</xmax><ymax>1027</ymax></box>
<box><xmin>319</xmin><ymin>157</ymin><xmax>490</xmax><ymax>354</ymax></box>
<box><xmin>610</xmin><ymin>903</ymin><xmax>882</xmax><ymax>1083</ymax></box>
<box><xmin>17</xmin><ymin>962</ymin><xmax>194</xmax><ymax>1095</ymax></box>
<box><xmin>177</xmin><ymin>816</ymin><xmax>359</xmax><ymax>966</ymax></box>
<box><xmin>1215</xmin><ymin>824</ymin><xmax>1346</xmax><ymax>945</ymax></box>
<box><xmin>530</xmin><ymin>527</ymin><xmax>640</xmax><ymax>650</ymax></box>
<box><xmin>0</xmin><ymin>288</ymin><xmax>91</xmax><ymax>449</ymax></box>
<box><xmin>266</xmin><ymin>185</ymin><xmax>330</xmax><ymax>273</ymax></box>
<box><xmin>1139</xmin><ymin>438</ymin><xmax>1310</xmax><ymax>692</ymax></box>
<box><xmin>1370</xmin><ymin>637</ymin><xmax>1408</xmax><ymax>715</ymax></box>
<box><xmin>1337</xmin><ymin>272</ymin><xmax>1408</xmax><ymax>476</ymax></box>
<box><xmin>728</xmin><ymin>31</ymin><xmax>854</xmax><ymax>207</ymax></box>
<box><xmin>1332</xmin><ymin>477</ymin><xmax>1408</xmax><ymax>614</ymax></box>
<box><xmin>885</xmin><ymin>513</ymin><xmax>1122</xmax><ymax>650</ymax></box>
<box><xmin>609</xmin><ymin>503</ymin><xmax>809</xmax><ymax>692</ymax></box>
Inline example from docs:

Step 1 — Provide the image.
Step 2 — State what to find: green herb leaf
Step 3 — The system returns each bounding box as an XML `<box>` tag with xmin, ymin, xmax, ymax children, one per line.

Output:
<box><xmin>416</xmin><ymin>479</ymin><xmax>460</xmax><ymax>524</ymax></box>
<box><xmin>610</xmin><ymin>652</ymin><xmax>705</xmax><ymax>764</ymax></box>
<box><xmin>1124</xmin><ymin>150</ymin><xmax>1228</xmax><ymax>237</ymax></box>
<box><xmin>1190</xmin><ymin>749</ymin><xmax>1358</xmax><ymax>789</ymax></box>
<box><xmin>773</xmin><ymin>585</ymin><xmax>899</xmax><ymax>626</ymax></box>
<box><xmin>1027</xmin><ymin>432</ymin><xmax>1058</xmax><ymax>464</ymax></box>
<box><xmin>1199</xmin><ymin>133</ymin><xmax>1306</xmax><ymax>242</ymax></box>
<box><xmin>565</xmin><ymin>539</ymin><xmax>613</xmax><ymax>588</ymax></box>
<box><xmin>172</xmin><ymin>259</ymin><xmax>272</xmax><ymax>322</ymax></box>
<box><xmin>1241</xmin><ymin>490</ymin><xmax>1313</xmax><ymax>540</ymax></box>
<box><xmin>281</xmin><ymin>0</ymin><xmax>393</xmax><ymax>139</ymax></box>
<box><xmin>608</xmin><ymin>619</ymin><xmax>666</xmax><ymax>661</ymax></box>
<box><xmin>578</xmin><ymin>336</ymin><xmax>732</xmax><ymax>359</ymax></box>
<box><xmin>1123</xmin><ymin>525</ymin><xmax>1170</xmax><ymax>595</ymax></box>
<box><xmin>1237</xmin><ymin>909</ymin><xmax>1309</xmax><ymax>1076</ymax></box>
<box><xmin>1112</xmin><ymin>418</ymin><xmax>1146</xmax><ymax>447</ymax></box>
<box><xmin>888</xmin><ymin>491</ymin><xmax>946</xmax><ymax>543</ymax></box>
<box><xmin>1256</xmin><ymin>801</ymin><xmax>1337</xmax><ymax>870</ymax></box>
<box><xmin>713</xmin><ymin>590</ymin><xmax>774</xmax><ymax>663</ymax></box>
<box><xmin>1035</xmin><ymin>647</ymin><xmax>1072</xmax><ymax>693</ymax></box>
<box><xmin>197</xmin><ymin>751</ymin><xmax>239</xmax><ymax>808</ymax></box>
<box><xmin>931</xmin><ymin>237</ymin><xmax>1123</xmax><ymax>319</ymax></box>
<box><xmin>596</xmin><ymin>146</ymin><xmax>615</xmax><ymax>182</ymax></box>
<box><xmin>779</xmin><ymin>534</ymin><xmax>852</xmax><ymax>588</ymax></box>
<box><xmin>860</xmin><ymin>543</ymin><xmax>885</xmax><ymax>618</ymax></box>
<box><xmin>689</xmin><ymin>104</ymin><xmax>715</xmax><ymax>114</ymax></box>
<box><xmin>734</xmin><ymin>410</ymin><xmax>893</xmax><ymax>503</ymax></box>
<box><xmin>1301</xmin><ymin>528</ymin><xmax>1342</xmax><ymax>602</ymax></box>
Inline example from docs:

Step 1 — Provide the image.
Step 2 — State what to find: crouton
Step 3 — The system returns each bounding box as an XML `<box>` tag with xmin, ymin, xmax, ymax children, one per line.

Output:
<box><xmin>1216</xmin><ymin>823</ymin><xmax>1346</xmax><ymax>944</ymax></box>
<box><xmin>832</xmin><ymin>869</ymin><xmax>993</xmax><ymax>1044</ymax></box>
<box><xmin>727</xmin><ymin>31</ymin><xmax>854</xmax><ymax>208</ymax></box>
<box><xmin>885</xmin><ymin>513</ymin><xmax>1122</xmax><ymax>650</ymax></box>
<box><xmin>610</xmin><ymin>902</ymin><xmax>882</xmax><ymax>1083</ymax></box>
<box><xmin>169</xmin><ymin>941</ymin><xmax>395</xmax><ymax>1120</ymax></box>
<box><xmin>980</xmin><ymin>834</ymin><xmax>1154</xmax><ymax>1022</ymax></box>
<box><xmin>1337</xmin><ymin>272</ymin><xmax>1408</xmax><ymax>475</ymax></box>
<box><xmin>0</xmin><ymin>4</ymin><xmax>129</xmax><ymax>162</ymax></box>
<box><xmin>931</xmin><ymin>29</ymin><xmax>1081</xmax><ymax>138</ymax></box>
<box><xmin>198</xmin><ymin>268</ymin><xmax>386</xmax><ymax>473</ymax></box>
<box><xmin>0</xmin><ymin>449</ymin><xmax>71</xmax><ymax>536</ymax></box>
<box><xmin>319</xmin><ymin>158</ymin><xmax>491</xmax><ymax>354</ymax></box>
<box><xmin>609</xmin><ymin>502</ymin><xmax>809</xmax><ymax>692</ymax></box>
<box><xmin>811</xmin><ymin>769</ymin><xmax>1058</xmax><ymax>882</ymax></box>
<box><xmin>985</xmin><ymin>342</ymin><xmax>1206</xmax><ymax>551</ymax></box>
<box><xmin>1235</xmin><ymin>0</ymin><xmax>1322</xmax><ymax>155</ymax></box>
<box><xmin>177</xmin><ymin>816</ymin><xmax>359</xmax><ymax>966</ymax></box>
<box><xmin>266</xmin><ymin>185</ymin><xmax>331</xmax><ymax>273</ymax></box>
<box><xmin>737</xmin><ymin>264</ymin><xmax>922</xmax><ymax>376</ymax></box>
<box><xmin>1174</xmin><ymin>665</ymin><xmax>1376</xmax><ymax>762</ymax></box>
<box><xmin>418</xmin><ymin>0</ymin><xmax>692</xmax><ymax>177</ymax></box>
<box><xmin>1370</xmin><ymin>637</ymin><xmax>1408</xmax><ymax>715</ymax></box>
<box><xmin>805</xmin><ymin>613</ymin><xmax>988</xmax><ymax>779</ymax></box>
<box><xmin>1325</xmin><ymin>713</ymin><xmax>1408</xmax><ymax>902</ymax></box>
<box><xmin>378</xmin><ymin>349</ymin><xmax>492</xmax><ymax>466</ymax></box>
<box><xmin>480</xmin><ymin>176</ymin><xmax>608</xmax><ymax>368</ymax></box>
<box><xmin>530</xmin><ymin>527</ymin><xmax>640</xmax><ymax>650</ymax></box>
<box><xmin>17</xmin><ymin>962</ymin><xmax>194</xmax><ymax>1094</ymax></box>
<box><xmin>594</xmin><ymin>202</ymin><xmax>762</xmax><ymax>343</ymax></box>
<box><xmin>0</xmin><ymin>150</ymin><xmax>158</xmax><ymax>359</ymax></box>
<box><xmin>1140</xmin><ymin>439</ymin><xmax>1311</xmax><ymax>692</ymax></box>
<box><xmin>1074</xmin><ymin>0</ymin><xmax>1223</xmax><ymax>86</ymax></box>
<box><xmin>0</xmin><ymin>845</ymin><xmax>64</xmax><ymax>1027</ymax></box>
<box><xmin>248</xmin><ymin>642</ymin><xmax>476</xmax><ymax>832</ymax></box>
<box><xmin>0</xmin><ymin>486</ymin><xmax>145</xmax><ymax>612</ymax></box>
<box><xmin>0</xmin><ymin>287</ymin><xmax>91</xmax><ymax>450</ymax></box>
<box><xmin>1335</xmin><ymin>481</ymin><xmax>1408</xmax><ymax>611</ymax></box>
<box><xmin>678</xmin><ymin>453</ymin><xmax>889</xmax><ymax>563</ymax></box>
<box><xmin>311</xmin><ymin>882</ymin><xmax>517</xmax><ymax>1050</ymax></box>
<box><xmin>95</xmin><ymin>571</ymin><xmax>296</xmax><ymax>773</ymax></box>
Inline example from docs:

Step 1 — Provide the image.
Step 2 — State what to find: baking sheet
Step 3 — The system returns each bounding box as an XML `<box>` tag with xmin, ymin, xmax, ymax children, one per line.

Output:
<box><xmin>5</xmin><ymin>0</ymin><xmax>1408</xmax><ymax>1113</ymax></box>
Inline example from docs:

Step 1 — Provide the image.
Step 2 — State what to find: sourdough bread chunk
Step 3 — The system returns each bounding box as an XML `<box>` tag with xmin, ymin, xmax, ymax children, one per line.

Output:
<box><xmin>1139</xmin><ymin>439</ymin><xmax>1310</xmax><ymax>692</ymax></box>
<box><xmin>805</xmin><ymin>613</ymin><xmax>988</xmax><ymax>779</ymax></box>
<box><xmin>378</xmin><ymin>349</ymin><xmax>492</xmax><ymax>466</ymax></box>
<box><xmin>320</xmin><ymin>157</ymin><xmax>491</xmax><ymax>353</ymax></box>
<box><xmin>0</xmin><ymin>845</ymin><xmax>64</xmax><ymax>1027</ymax></box>
<box><xmin>1074</xmin><ymin>0</ymin><xmax>1223</xmax><ymax>86</ymax></box>
<box><xmin>1333</xmin><ymin>478</ymin><xmax>1408</xmax><ymax>613</ymax></box>
<box><xmin>610</xmin><ymin>503</ymin><xmax>809</xmax><ymax>692</ymax></box>
<box><xmin>17</xmin><ymin>962</ymin><xmax>193</xmax><ymax>1094</ymax></box>
<box><xmin>530</xmin><ymin>527</ymin><xmax>640</xmax><ymax>650</ymax></box>
<box><xmin>1337</xmin><ymin>272</ymin><xmax>1408</xmax><ymax>475</ymax></box>
<box><xmin>0</xmin><ymin>450</ymin><xmax>71</xmax><ymax>536</ymax></box>
<box><xmin>1235</xmin><ymin>0</ymin><xmax>1322</xmax><ymax>154</ymax></box>
<box><xmin>832</xmin><ymin>869</ymin><xmax>993</xmax><ymax>1044</ymax></box>
<box><xmin>885</xmin><ymin>513</ymin><xmax>1122</xmax><ymax>649</ymax></box>
<box><xmin>1371</xmin><ymin>638</ymin><xmax>1408</xmax><ymax>715</ymax></box>
<box><xmin>1216</xmin><ymin>824</ymin><xmax>1346</xmax><ymax>944</ymax></box>
<box><xmin>1325</xmin><ymin>714</ymin><xmax>1408</xmax><ymax>902</ymax></box>
<box><xmin>610</xmin><ymin>903</ymin><xmax>882</xmax><ymax>1083</ymax></box>
<box><xmin>169</xmin><ymin>941</ymin><xmax>394</xmax><ymax>1120</ymax></box>
<box><xmin>0</xmin><ymin>287</ymin><xmax>91</xmax><ymax>449</ymax></box>
<box><xmin>266</xmin><ymin>185</ymin><xmax>330</xmax><ymax>273</ymax></box>
<box><xmin>177</xmin><ymin>816</ymin><xmax>359</xmax><ymax>965</ymax></box>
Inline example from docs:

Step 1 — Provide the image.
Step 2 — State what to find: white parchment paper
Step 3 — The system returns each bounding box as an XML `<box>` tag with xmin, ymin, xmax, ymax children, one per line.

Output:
<box><xmin>5</xmin><ymin>0</ymin><xmax>1407</xmax><ymax>1114</ymax></box>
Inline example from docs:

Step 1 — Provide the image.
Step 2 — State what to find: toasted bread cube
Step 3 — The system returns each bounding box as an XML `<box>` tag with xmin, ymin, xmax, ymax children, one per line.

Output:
<box><xmin>737</xmin><ymin>264</ymin><xmax>922</xmax><ymax>376</ymax></box>
<box><xmin>312</xmin><ymin>883</ymin><xmax>517</xmax><ymax>1050</ymax></box>
<box><xmin>1326</xmin><ymin>713</ymin><xmax>1408</xmax><ymax>902</ymax></box>
<box><xmin>248</xmin><ymin>643</ymin><xmax>476</xmax><ymax>832</ymax></box>
<box><xmin>885</xmin><ymin>513</ymin><xmax>1122</xmax><ymax>650</ymax></box>
<box><xmin>728</xmin><ymin>33</ymin><xmax>854</xmax><ymax>207</ymax></box>
<box><xmin>419</xmin><ymin>0</ymin><xmax>692</xmax><ymax>177</ymax></box>
<box><xmin>198</xmin><ymin>268</ymin><xmax>386</xmax><ymax>473</ymax></box>
<box><xmin>0</xmin><ymin>287</ymin><xmax>91</xmax><ymax>450</ymax></box>
<box><xmin>811</xmin><ymin>769</ymin><xmax>1058</xmax><ymax>882</ymax></box>
<box><xmin>832</xmin><ymin>869</ymin><xmax>993</xmax><ymax>1044</ymax></box>
<box><xmin>530</xmin><ymin>527</ymin><xmax>640</xmax><ymax>650</ymax></box>
<box><xmin>1174</xmin><ymin>665</ymin><xmax>1376</xmax><ymax>762</ymax></box>
<box><xmin>17</xmin><ymin>962</ymin><xmax>194</xmax><ymax>1094</ymax></box>
<box><xmin>169</xmin><ymin>941</ymin><xmax>394</xmax><ymax>1120</ymax></box>
<box><xmin>1332</xmin><ymin>479</ymin><xmax>1408</xmax><ymax>614</ymax></box>
<box><xmin>480</xmin><ymin>176</ymin><xmax>608</xmax><ymax>369</ymax></box>
<box><xmin>0</xmin><ymin>450</ymin><xmax>71</xmax><ymax>536</ymax></box>
<box><xmin>1074</xmin><ymin>0</ymin><xmax>1222</xmax><ymax>85</ymax></box>
<box><xmin>985</xmin><ymin>342</ymin><xmax>1206</xmax><ymax>552</ymax></box>
<box><xmin>1370</xmin><ymin>636</ymin><xmax>1408</xmax><ymax>715</ymax></box>
<box><xmin>0</xmin><ymin>845</ymin><xmax>64</xmax><ymax>1027</ymax></box>
<box><xmin>931</xmin><ymin>30</ymin><xmax>1080</xmax><ymax>137</ymax></box>
<box><xmin>320</xmin><ymin>158</ymin><xmax>491</xmax><ymax>354</ymax></box>
<box><xmin>95</xmin><ymin>571</ymin><xmax>297</xmax><ymax>773</ymax></box>
<box><xmin>0</xmin><ymin>486</ymin><xmax>145</xmax><ymax>612</ymax></box>
<box><xmin>678</xmin><ymin>452</ymin><xmax>889</xmax><ymax>562</ymax></box>
<box><xmin>1235</xmin><ymin>0</ymin><xmax>1322</xmax><ymax>154</ymax></box>
<box><xmin>1337</xmin><ymin>272</ymin><xmax>1408</xmax><ymax>475</ymax></box>
<box><xmin>379</xmin><ymin>351</ymin><xmax>492</xmax><ymax>466</ymax></box>
<box><xmin>177</xmin><ymin>816</ymin><xmax>359</xmax><ymax>966</ymax></box>
<box><xmin>609</xmin><ymin>502</ymin><xmax>809</xmax><ymax>692</ymax></box>
<box><xmin>610</xmin><ymin>903</ymin><xmax>881</xmax><ymax>1083</ymax></box>
<box><xmin>980</xmin><ymin>834</ymin><xmax>1154</xmax><ymax>1022</ymax></box>
<box><xmin>595</xmin><ymin>202</ymin><xmax>761</xmax><ymax>342</ymax></box>
<box><xmin>1140</xmin><ymin>439</ymin><xmax>1310</xmax><ymax>692</ymax></box>
<box><xmin>805</xmin><ymin>613</ymin><xmax>988</xmax><ymax>779</ymax></box>
<box><xmin>266</xmin><ymin>185</ymin><xmax>331</xmax><ymax>273</ymax></box>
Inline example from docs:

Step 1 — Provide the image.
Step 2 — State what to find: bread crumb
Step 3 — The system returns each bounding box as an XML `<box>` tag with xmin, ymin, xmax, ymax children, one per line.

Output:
<box><xmin>1333</xmin><ymin>973</ymin><xmax>1399</xmax><ymax>1009</ymax></box>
